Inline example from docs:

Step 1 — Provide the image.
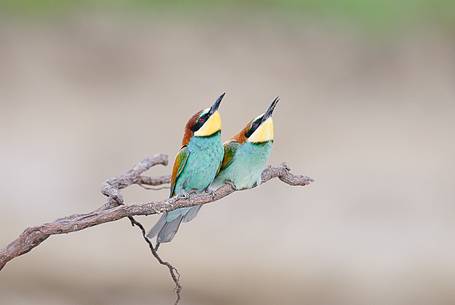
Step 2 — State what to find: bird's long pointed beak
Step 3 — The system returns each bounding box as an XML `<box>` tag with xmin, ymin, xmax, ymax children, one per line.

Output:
<box><xmin>262</xmin><ymin>96</ymin><xmax>279</xmax><ymax>121</ymax></box>
<box><xmin>209</xmin><ymin>92</ymin><xmax>225</xmax><ymax>114</ymax></box>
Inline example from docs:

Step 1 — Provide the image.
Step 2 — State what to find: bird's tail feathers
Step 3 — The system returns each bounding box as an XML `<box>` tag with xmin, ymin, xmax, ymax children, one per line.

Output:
<box><xmin>146</xmin><ymin>205</ymin><xmax>201</xmax><ymax>243</ymax></box>
<box><xmin>182</xmin><ymin>205</ymin><xmax>202</xmax><ymax>223</ymax></box>
<box><xmin>157</xmin><ymin>215</ymin><xmax>183</xmax><ymax>243</ymax></box>
<box><xmin>146</xmin><ymin>213</ymin><xmax>167</xmax><ymax>239</ymax></box>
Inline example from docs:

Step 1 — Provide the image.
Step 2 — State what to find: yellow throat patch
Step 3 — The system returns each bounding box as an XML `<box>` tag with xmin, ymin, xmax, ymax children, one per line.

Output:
<box><xmin>194</xmin><ymin>111</ymin><xmax>222</xmax><ymax>137</ymax></box>
<box><xmin>248</xmin><ymin>117</ymin><xmax>274</xmax><ymax>143</ymax></box>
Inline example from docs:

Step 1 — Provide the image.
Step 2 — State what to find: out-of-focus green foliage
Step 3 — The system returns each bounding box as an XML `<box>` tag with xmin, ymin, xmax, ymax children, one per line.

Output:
<box><xmin>1</xmin><ymin>0</ymin><xmax>454</xmax><ymax>28</ymax></box>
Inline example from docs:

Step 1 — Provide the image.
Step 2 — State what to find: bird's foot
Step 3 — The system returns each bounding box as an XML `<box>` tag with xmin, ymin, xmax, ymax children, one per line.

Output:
<box><xmin>177</xmin><ymin>192</ymin><xmax>189</xmax><ymax>200</ymax></box>
<box><xmin>178</xmin><ymin>189</ymin><xmax>198</xmax><ymax>200</ymax></box>
<box><xmin>225</xmin><ymin>180</ymin><xmax>237</xmax><ymax>190</ymax></box>
<box><xmin>206</xmin><ymin>189</ymin><xmax>217</xmax><ymax>200</ymax></box>
<box><xmin>177</xmin><ymin>193</ymin><xmax>188</xmax><ymax>200</ymax></box>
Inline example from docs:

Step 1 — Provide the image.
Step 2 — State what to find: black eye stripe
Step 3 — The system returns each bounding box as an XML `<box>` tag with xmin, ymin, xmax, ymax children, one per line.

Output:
<box><xmin>245</xmin><ymin>117</ymin><xmax>262</xmax><ymax>137</ymax></box>
<box><xmin>192</xmin><ymin>113</ymin><xmax>210</xmax><ymax>131</ymax></box>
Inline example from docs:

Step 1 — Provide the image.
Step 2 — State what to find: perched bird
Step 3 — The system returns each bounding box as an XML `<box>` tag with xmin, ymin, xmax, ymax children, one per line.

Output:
<box><xmin>210</xmin><ymin>97</ymin><xmax>279</xmax><ymax>191</ymax></box>
<box><xmin>147</xmin><ymin>93</ymin><xmax>225</xmax><ymax>244</ymax></box>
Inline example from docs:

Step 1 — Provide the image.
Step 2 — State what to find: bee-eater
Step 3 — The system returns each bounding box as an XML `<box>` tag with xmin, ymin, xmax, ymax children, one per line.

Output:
<box><xmin>147</xmin><ymin>94</ymin><xmax>225</xmax><ymax>244</ymax></box>
<box><xmin>210</xmin><ymin>97</ymin><xmax>279</xmax><ymax>190</ymax></box>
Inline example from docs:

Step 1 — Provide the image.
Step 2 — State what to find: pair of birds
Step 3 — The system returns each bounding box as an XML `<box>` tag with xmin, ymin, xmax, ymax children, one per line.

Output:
<box><xmin>147</xmin><ymin>93</ymin><xmax>279</xmax><ymax>245</ymax></box>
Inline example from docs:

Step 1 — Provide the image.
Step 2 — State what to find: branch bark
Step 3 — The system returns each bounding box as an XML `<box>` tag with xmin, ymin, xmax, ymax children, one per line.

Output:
<box><xmin>0</xmin><ymin>153</ymin><xmax>313</xmax><ymax>292</ymax></box>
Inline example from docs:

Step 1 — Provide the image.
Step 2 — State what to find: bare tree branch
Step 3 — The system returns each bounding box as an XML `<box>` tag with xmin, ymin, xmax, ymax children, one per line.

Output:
<box><xmin>0</xmin><ymin>154</ymin><xmax>313</xmax><ymax>294</ymax></box>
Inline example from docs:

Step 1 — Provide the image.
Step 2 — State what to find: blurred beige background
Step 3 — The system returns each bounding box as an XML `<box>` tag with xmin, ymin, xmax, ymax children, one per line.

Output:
<box><xmin>1</xmin><ymin>4</ymin><xmax>455</xmax><ymax>305</ymax></box>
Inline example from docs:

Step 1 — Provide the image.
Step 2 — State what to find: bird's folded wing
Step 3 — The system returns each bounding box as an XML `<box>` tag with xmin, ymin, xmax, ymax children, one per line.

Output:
<box><xmin>219</xmin><ymin>140</ymin><xmax>240</xmax><ymax>173</ymax></box>
<box><xmin>170</xmin><ymin>146</ymin><xmax>190</xmax><ymax>197</ymax></box>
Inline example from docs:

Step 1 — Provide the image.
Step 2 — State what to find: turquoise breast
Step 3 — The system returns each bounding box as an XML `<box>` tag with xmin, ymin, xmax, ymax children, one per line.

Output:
<box><xmin>214</xmin><ymin>141</ymin><xmax>272</xmax><ymax>190</ymax></box>
<box><xmin>174</xmin><ymin>131</ymin><xmax>224</xmax><ymax>195</ymax></box>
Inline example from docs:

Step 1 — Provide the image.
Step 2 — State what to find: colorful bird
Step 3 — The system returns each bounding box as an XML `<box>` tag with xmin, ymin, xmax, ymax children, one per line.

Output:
<box><xmin>147</xmin><ymin>93</ymin><xmax>225</xmax><ymax>244</ymax></box>
<box><xmin>210</xmin><ymin>97</ymin><xmax>279</xmax><ymax>191</ymax></box>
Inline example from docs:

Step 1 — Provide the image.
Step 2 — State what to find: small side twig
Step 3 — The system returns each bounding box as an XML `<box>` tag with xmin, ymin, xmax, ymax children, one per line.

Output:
<box><xmin>101</xmin><ymin>154</ymin><xmax>181</xmax><ymax>304</ymax></box>
<box><xmin>127</xmin><ymin>216</ymin><xmax>181</xmax><ymax>305</ymax></box>
<box><xmin>101</xmin><ymin>154</ymin><xmax>169</xmax><ymax>207</ymax></box>
<box><xmin>137</xmin><ymin>183</ymin><xmax>170</xmax><ymax>191</ymax></box>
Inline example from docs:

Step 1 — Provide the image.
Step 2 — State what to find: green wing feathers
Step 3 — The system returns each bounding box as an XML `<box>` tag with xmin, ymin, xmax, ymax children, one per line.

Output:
<box><xmin>220</xmin><ymin>140</ymin><xmax>240</xmax><ymax>172</ymax></box>
<box><xmin>170</xmin><ymin>147</ymin><xmax>190</xmax><ymax>197</ymax></box>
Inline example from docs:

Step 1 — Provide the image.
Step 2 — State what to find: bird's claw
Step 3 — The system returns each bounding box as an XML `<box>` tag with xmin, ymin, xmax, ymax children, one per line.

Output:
<box><xmin>225</xmin><ymin>180</ymin><xmax>236</xmax><ymax>190</ymax></box>
<box><xmin>206</xmin><ymin>189</ymin><xmax>217</xmax><ymax>200</ymax></box>
<box><xmin>177</xmin><ymin>193</ymin><xmax>189</xmax><ymax>200</ymax></box>
<box><xmin>178</xmin><ymin>189</ymin><xmax>198</xmax><ymax>200</ymax></box>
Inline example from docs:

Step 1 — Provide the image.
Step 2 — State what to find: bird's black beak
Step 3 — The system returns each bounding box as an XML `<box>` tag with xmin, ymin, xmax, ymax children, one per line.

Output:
<box><xmin>209</xmin><ymin>92</ymin><xmax>225</xmax><ymax>115</ymax></box>
<box><xmin>262</xmin><ymin>96</ymin><xmax>279</xmax><ymax>121</ymax></box>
